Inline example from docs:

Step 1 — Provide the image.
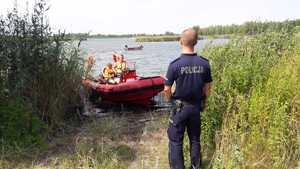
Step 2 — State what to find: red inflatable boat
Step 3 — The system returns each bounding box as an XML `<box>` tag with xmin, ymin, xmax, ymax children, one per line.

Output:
<box><xmin>82</xmin><ymin>70</ymin><xmax>165</xmax><ymax>106</ymax></box>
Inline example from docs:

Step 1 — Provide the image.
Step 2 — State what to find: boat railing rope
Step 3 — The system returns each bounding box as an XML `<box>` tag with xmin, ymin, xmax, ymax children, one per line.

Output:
<box><xmin>127</xmin><ymin>62</ymin><xmax>136</xmax><ymax>71</ymax></box>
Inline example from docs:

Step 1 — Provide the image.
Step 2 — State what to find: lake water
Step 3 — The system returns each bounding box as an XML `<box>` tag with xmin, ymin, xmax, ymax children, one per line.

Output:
<box><xmin>80</xmin><ymin>38</ymin><xmax>228</xmax><ymax>77</ymax></box>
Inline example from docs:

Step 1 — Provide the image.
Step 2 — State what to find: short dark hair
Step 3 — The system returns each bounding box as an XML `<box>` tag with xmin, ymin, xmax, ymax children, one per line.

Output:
<box><xmin>180</xmin><ymin>28</ymin><xmax>198</xmax><ymax>47</ymax></box>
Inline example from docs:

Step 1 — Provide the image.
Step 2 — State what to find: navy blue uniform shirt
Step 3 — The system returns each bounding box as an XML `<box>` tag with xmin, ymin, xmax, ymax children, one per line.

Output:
<box><xmin>165</xmin><ymin>53</ymin><xmax>212</xmax><ymax>106</ymax></box>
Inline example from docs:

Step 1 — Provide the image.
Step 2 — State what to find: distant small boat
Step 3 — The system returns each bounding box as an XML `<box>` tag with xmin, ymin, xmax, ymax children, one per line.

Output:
<box><xmin>124</xmin><ymin>45</ymin><xmax>143</xmax><ymax>51</ymax></box>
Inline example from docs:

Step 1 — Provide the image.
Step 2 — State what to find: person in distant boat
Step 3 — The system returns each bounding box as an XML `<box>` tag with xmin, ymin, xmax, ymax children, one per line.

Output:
<box><xmin>102</xmin><ymin>63</ymin><xmax>117</xmax><ymax>84</ymax></box>
<box><xmin>84</xmin><ymin>52</ymin><xmax>95</xmax><ymax>78</ymax></box>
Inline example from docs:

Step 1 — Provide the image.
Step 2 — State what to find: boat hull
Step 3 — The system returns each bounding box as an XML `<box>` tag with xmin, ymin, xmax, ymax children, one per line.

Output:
<box><xmin>83</xmin><ymin>76</ymin><xmax>165</xmax><ymax>106</ymax></box>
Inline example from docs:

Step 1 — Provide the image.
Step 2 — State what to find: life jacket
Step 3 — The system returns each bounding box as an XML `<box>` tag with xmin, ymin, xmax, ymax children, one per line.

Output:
<box><xmin>115</xmin><ymin>61</ymin><xmax>127</xmax><ymax>73</ymax></box>
<box><xmin>120</xmin><ymin>62</ymin><xmax>127</xmax><ymax>70</ymax></box>
<box><xmin>102</xmin><ymin>66</ymin><xmax>115</xmax><ymax>79</ymax></box>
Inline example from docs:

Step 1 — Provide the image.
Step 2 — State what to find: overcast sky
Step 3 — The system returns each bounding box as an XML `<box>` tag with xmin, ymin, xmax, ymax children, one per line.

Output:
<box><xmin>0</xmin><ymin>0</ymin><xmax>299</xmax><ymax>34</ymax></box>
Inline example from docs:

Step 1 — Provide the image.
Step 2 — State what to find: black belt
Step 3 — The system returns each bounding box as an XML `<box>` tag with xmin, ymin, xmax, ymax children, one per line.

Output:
<box><xmin>175</xmin><ymin>100</ymin><xmax>193</xmax><ymax>106</ymax></box>
<box><xmin>170</xmin><ymin>100</ymin><xmax>192</xmax><ymax>113</ymax></box>
<box><xmin>169</xmin><ymin>100</ymin><xmax>193</xmax><ymax>125</ymax></box>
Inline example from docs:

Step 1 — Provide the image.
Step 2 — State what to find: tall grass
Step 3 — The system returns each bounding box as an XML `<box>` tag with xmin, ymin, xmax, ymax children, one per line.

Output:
<box><xmin>200</xmin><ymin>31</ymin><xmax>300</xmax><ymax>168</ymax></box>
<box><xmin>0</xmin><ymin>0</ymin><xmax>84</xmax><ymax>148</ymax></box>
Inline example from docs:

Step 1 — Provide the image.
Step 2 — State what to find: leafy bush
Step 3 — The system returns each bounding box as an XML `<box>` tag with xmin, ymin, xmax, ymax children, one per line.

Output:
<box><xmin>0</xmin><ymin>0</ymin><xmax>83</xmax><ymax>123</ymax></box>
<box><xmin>0</xmin><ymin>100</ymin><xmax>46</xmax><ymax>148</ymax></box>
<box><xmin>0</xmin><ymin>0</ymin><xmax>84</xmax><ymax>149</ymax></box>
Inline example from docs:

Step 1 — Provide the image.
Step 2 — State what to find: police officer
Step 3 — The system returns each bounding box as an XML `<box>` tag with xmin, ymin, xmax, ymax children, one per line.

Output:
<box><xmin>164</xmin><ymin>28</ymin><xmax>213</xmax><ymax>169</ymax></box>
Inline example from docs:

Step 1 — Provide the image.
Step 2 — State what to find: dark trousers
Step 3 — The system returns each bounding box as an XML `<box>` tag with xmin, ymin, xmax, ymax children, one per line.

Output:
<box><xmin>168</xmin><ymin>104</ymin><xmax>201</xmax><ymax>169</ymax></box>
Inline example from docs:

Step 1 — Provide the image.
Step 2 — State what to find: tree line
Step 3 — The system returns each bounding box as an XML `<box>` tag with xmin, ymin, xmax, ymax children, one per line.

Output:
<box><xmin>193</xmin><ymin>19</ymin><xmax>300</xmax><ymax>36</ymax></box>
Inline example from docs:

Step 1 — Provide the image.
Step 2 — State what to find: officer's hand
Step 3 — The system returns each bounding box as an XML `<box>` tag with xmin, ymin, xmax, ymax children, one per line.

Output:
<box><xmin>164</xmin><ymin>86</ymin><xmax>172</xmax><ymax>102</ymax></box>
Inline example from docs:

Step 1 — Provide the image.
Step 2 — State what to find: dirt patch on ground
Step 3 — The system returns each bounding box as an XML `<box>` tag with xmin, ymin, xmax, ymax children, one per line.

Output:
<box><xmin>127</xmin><ymin>128</ymin><xmax>169</xmax><ymax>169</ymax></box>
<box><xmin>1</xmin><ymin>108</ymin><xmax>212</xmax><ymax>169</ymax></box>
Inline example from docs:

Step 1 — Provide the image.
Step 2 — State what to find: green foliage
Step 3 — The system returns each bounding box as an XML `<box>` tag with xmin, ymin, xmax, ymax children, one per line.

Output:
<box><xmin>201</xmin><ymin>31</ymin><xmax>294</xmax><ymax>148</ymax></box>
<box><xmin>65</xmin><ymin>32</ymin><xmax>89</xmax><ymax>41</ymax></box>
<box><xmin>294</xmin><ymin>26</ymin><xmax>300</xmax><ymax>32</ymax></box>
<box><xmin>200</xmin><ymin>31</ymin><xmax>300</xmax><ymax>168</ymax></box>
<box><xmin>0</xmin><ymin>0</ymin><xmax>83</xmax><ymax>125</ymax></box>
<box><xmin>0</xmin><ymin>100</ymin><xmax>46</xmax><ymax>148</ymax></box>
<box><xmin>240</xmin><ymin>42</ymin><xmax>300</xmax><ymax>168</ymax></box>
<box><xmin>0</xmin><ymin>0</ymin><xmax>84</xmax><ymax>150</ymax></box>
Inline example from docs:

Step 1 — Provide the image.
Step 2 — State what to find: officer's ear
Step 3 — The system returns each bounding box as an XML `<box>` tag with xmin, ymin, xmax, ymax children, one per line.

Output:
<box><xmin>193</xmin><ymin>40</ymin><xmax>197</xmax><ymax>46</ymax></box>
<box><xmin>179</xmin><ymin>38</ymin><xmax>183</xmax><ymax>46</ymax></box>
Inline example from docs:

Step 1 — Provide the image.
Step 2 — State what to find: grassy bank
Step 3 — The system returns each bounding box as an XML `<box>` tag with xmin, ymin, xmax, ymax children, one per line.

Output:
<box><xmin>135</xmin><ymin>35</ymin><xmax>180</xmax><ymax>42</ymax></box>
<box><xmin>0</xmin><ymin>111</ymin><xmax>170</xmax><ymax>169</ymax></box>
<box><xmin>135</xmin><ymin>35</ymin><xmax>230</xmax><ymax>42</ymax></box>
<box><xmin>200</xmin><ymin>31</ymin><xmax>300</xmax><ymax>168</ymax></box>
